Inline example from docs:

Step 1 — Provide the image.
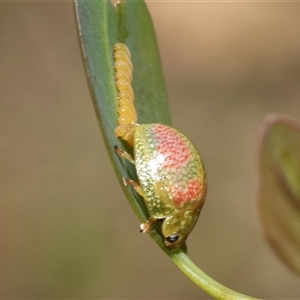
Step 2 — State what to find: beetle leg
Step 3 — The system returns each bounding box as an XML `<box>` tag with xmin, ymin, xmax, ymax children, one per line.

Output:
<box><xmin>114</xmin><ymin>145</ymin><xmax>135</xmax><ymax>164</ymax></box>
<box><xmin>123</xmin><ymin>178</ymin><xmax>144</xmax><ymax>197</ymax></box>
<box><xmin>139</xmin><ymin>217</ymin><xmax>157</xmax><ymax>233</ymax></box>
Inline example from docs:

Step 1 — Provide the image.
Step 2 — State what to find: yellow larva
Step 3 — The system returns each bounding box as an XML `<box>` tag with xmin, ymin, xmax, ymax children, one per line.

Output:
<box><xmin>114</xmin><ymin>43</ymin><xmax>137</xmax><ymax>146</ymax></box>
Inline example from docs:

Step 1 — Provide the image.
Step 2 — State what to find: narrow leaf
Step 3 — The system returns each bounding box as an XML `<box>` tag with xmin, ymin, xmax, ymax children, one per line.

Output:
<box><xmin>74</xmin><ymin>0</ymin><xmax>170</xmax><ymax>232</ymax></box>
<box><xmin>258</xmin><ymin>113</ymin><xmax>300</xmax><ymax>275</ymax></box>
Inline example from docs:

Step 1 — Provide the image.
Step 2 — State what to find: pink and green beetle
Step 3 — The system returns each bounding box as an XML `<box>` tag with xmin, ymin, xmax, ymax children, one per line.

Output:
<box><xmin>113</xmin><ymin>43</ymin><xmax>207</xmax><ymax>249</ymax></box>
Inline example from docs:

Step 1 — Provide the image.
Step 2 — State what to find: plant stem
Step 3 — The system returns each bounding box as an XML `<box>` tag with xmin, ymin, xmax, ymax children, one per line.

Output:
<box><xmin>169</xmin><ymin>250</ymin><xmax>262</xmax><ymax>300</ymax></box>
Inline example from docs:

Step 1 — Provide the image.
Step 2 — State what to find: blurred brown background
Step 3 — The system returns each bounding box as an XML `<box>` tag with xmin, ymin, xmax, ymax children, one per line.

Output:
<box><xmin>1</xmin><ymin>1</ymin><xmax>300</xmax><ymax>299</ymax></box>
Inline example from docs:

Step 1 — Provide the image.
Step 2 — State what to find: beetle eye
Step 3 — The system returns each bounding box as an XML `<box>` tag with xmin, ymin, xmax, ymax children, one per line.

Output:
<box><xmin>166</xmin><ymin>234</ymin><xmax>179</xmax><ymax>243</ymax></box>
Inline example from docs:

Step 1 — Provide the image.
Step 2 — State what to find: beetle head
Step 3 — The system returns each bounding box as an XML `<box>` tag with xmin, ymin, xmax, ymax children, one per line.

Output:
<box><xmin>161</xmin><ymin>209</ymin><xmax>200</xmax><ymax>249</ymax></box>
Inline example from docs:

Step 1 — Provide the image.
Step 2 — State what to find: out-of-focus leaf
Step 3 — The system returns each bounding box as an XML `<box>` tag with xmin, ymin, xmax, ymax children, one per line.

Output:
<box><xmin>74</xmin><ymin>0</ymin><xmax>170</xmax><ymax>247</ymax></box>
<box><xmin>258</xmin><ymin>113</ymin><xmax>300</xmax><ymax>275</ymax></box>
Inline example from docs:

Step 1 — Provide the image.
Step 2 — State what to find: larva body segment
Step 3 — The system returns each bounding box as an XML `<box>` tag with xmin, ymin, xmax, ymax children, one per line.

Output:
<box><xmin>113</xmin><ymin>43</ymin><xmax>207</xmax><ymax>249</ymax></box>
<box><xmin>114</xmin><ymin>43</ymin><xmax>137</xmax><ymax>146</ymax></box>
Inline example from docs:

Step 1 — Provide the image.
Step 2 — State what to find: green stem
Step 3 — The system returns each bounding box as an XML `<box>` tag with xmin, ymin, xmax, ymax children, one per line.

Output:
<box><xmin>169</xmin><ymin>250</ymin><xmax>261</xmax><ymax>300</ymax></box>
<box><xmin>146</xmin><ymin>217</ymin><xmax>261</xmax><ymax>299</ymax></box>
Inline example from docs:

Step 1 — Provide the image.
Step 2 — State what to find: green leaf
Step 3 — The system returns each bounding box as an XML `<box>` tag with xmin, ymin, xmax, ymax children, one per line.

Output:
<box><xmin>74</xmin><ymin>0</ymin><xmax>170</xmax><ymax>232</ymax></box>
<box><xmin>258</xmin><ymin>113</ymin><xmax>300</xmax><ymax>275</ymax></box>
